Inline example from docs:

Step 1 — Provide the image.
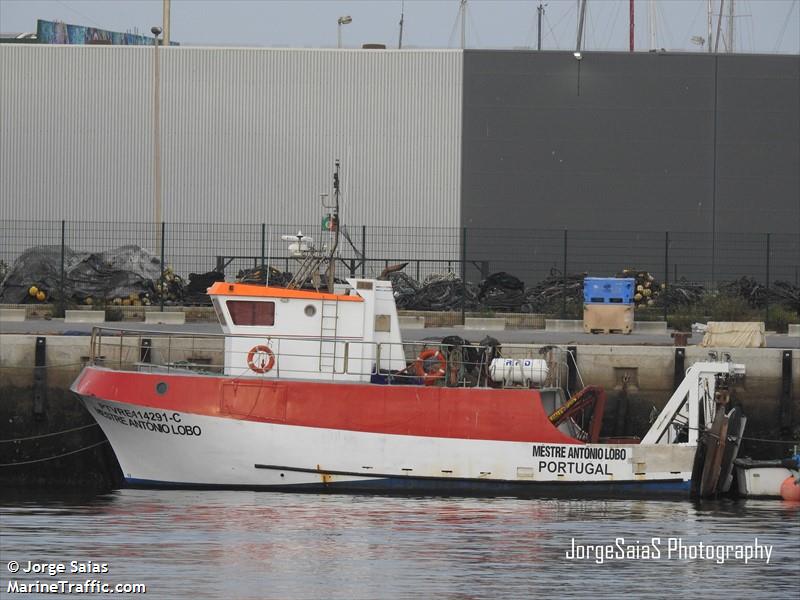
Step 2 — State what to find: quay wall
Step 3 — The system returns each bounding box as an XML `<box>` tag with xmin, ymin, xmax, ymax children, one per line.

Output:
<box><xmin>1</xmin><ymin>334</ymin><xmax>798</xmax><ymax>488</ymax></box>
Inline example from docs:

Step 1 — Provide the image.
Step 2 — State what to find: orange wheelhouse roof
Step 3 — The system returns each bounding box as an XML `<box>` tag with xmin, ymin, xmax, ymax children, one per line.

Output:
<box><xmin>207</xmin><ymin>282</ymin><xmax>363</xmax><ymax>303</ymax></box>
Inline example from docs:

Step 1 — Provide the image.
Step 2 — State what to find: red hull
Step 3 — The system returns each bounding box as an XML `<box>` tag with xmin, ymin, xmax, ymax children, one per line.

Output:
<box><xmin>74</xmin><ymin>367</ymin><xmax>579</xmax><ymax>444</ymax></box>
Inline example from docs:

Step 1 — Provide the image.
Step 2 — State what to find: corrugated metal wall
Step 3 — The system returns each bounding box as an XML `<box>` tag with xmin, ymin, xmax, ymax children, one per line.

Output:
<box><xmin>0</xmin><ymin>45</ymin><xmax>463</xmax><ymax>227</ymax></box>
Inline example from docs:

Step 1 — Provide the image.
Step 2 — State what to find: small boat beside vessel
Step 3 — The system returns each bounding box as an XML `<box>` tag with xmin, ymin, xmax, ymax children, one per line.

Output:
<box><xmin>734</xmin><ymin>456</ymin><xmax>800</xmax><ymax>500</ymax></box>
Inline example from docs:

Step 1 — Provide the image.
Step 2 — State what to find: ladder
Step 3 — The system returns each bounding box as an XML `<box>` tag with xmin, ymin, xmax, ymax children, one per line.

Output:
<box><xmin>287</xmin><ymin>252</ymin><xmax>328</xmax><ymax>290</ymax></box>
<box><xmin>319</xmin><ymin>298</ymin><xmax>339</xmax><ymax>373</ymax></box>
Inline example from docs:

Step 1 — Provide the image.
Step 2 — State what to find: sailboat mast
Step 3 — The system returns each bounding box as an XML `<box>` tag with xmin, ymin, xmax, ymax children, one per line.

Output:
<box><xmin>728</xmin><ymin>0</ymin><xmax>734</xmax><ymax>53</ymax></box>
<box><xmin>649</xmin><ymin>0</ymin><xmax>657</xmax><ymax>50</ymax></box>
<box><xmin>398</xmin><ymin>0</ymin><xmax>405</xmax><ymax>49</ymax></box>
<box><xmin>629</xmin><ymin>0</ymin><xmax>634</xmax><ymax>52</ymax></box>
<box><xmin>714</xmin><ymin>0</ymin><xmax>725</xmax><ymax>53</ymax></box>
<box><xmin>576</xmin><ymin>0</ymin><xmax>587</xmax><ymax>52</ymax></box>
<box><xmin>537</xmin><ymin>3</ymin><xmax>544</xmax><ymax>51</ymax></box>
<box><xmin>460</xmin><ymin>0</ymin><xmax>467</xmax><ymax>49</ymax></box>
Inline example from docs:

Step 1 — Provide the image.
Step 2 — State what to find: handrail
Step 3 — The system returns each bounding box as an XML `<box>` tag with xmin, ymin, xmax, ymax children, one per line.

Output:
<box><xmin>86</xmin><ymin>326</ymin><xmax>571</xmax><ymax>389</ymax></box>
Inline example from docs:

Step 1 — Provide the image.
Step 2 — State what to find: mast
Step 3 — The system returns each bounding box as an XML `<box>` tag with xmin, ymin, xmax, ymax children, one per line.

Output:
<box><xmin>727</xmin><ymin>0</ymin><xmax>734</xmax><ymax>53</ymax></box>
<box><xmin>649</xmin><ymin>0</ymin><xmax>657</xmax><ymax>50</ymax></box>
<box><xmin>576</xmin><ymin>0</ymin><xmax>587</xmax><ymax>53</ymax></box>
<box><xmin>629</xmin><ymin>0</ymin><xmax>634</xmax><ymax>52</ymax></box>
<box><xmin>398</xmin><ymin>0</ymin><xmax>405</xmax><ymax>49</ymax></box>
<box><xmin>537</xmin><ymin>3</ymin><xmax>544</xmax><ymax>51</ymax></box>
<box><xmin>707</xmin><ymin>0</ymin><xmax>713</xmax><ymax>53</ymax></box>
<box><xmin>326</xmin><ymin>160</ymin><xmax>341</xmax><ymax>293</ymax></box>
<box><xmin>714</xmin><ymin>0</ymin><xmax>724</xmax><ymax>53</ymax></box>
<box><xmin>460</xmin><ymin>0</ymin><xmax>467</xmax><ymax>49</ymax></box>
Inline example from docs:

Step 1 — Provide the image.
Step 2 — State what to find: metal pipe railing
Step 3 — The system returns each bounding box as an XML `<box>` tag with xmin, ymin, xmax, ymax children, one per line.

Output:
<box><xmin>87</xmin><ymin>326</ymin><xmax>572</xmax><ymax>389</ymax></box>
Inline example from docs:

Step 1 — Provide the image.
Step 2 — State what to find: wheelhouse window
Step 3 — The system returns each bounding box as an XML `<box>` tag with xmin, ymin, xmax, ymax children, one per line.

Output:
<box><xmin>226</xmin><ymin>300</ymin><xmax>275</xmax><ymax>326</ymax></box>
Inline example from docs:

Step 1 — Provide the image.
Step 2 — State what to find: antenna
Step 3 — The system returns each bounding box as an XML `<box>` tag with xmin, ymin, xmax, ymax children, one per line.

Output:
<box><xmin>281</xmin><ymin>231</ymin><xmax>314</xmax><ymax>256</ymax></box>
<box><xmin>265</xmin><ymin>228</ymin><xmax>272</xmax><ymax>287</ymax></box>
<box><xmin>326</xmin><ymin>160</ymin><xmax>341</xmax><ymax>293</ymax></box>
<box><xmin>284</xmin><ymin>160</ymin><xmax>342</xmax><ymax>291</ymax></box>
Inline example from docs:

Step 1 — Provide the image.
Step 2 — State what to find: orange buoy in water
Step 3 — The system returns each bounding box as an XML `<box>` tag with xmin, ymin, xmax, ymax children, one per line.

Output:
<box><xmin>780</xmin><ymin>476</ymin><xmax>800</xmax><ymax>502</ymax></box>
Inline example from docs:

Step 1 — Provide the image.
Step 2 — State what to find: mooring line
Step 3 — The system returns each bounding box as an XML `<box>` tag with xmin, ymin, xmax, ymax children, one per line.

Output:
<box><xmin>0</xmin><ymin>423</ymin><xmax>99</xmax><ymax>443</ymax></box>
<box><xmin>740</xmin><ymin>435</ymin><xmax>800</xmax><ymax>445</ymax></box>
<box><xmin>0</xmin><ymin>440</ymin><xmax>108</xmax><ymax>467</ymax></box>
<box><xmin>0</xmin><ymin>362</ymin><xmax>90</xmax><ymax>370</ymax></box>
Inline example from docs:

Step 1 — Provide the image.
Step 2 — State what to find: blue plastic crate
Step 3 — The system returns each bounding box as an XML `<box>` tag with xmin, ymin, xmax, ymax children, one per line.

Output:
<box><xmin>583</xmin><ymin>277</ymin><xmax>635</xmax><ymax>304</ymax></box>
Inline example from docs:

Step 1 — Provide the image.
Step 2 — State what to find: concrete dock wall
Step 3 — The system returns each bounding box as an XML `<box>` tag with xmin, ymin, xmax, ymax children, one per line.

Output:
<box><xmin>1</xmin><ymin>334</ymin><xmax>797</xmax><ymax>487</ymax></box>
<box><xmin>2</xmin><ymin>334</ymin><xmax>797</xmax><ymax>419</ymax></box>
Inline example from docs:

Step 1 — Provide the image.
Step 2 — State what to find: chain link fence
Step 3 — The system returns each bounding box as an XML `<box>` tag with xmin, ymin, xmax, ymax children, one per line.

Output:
<box><xmin>1</xmin><ymin>220</ymin><xmax>798</xmax><ymax>321</ymax></box>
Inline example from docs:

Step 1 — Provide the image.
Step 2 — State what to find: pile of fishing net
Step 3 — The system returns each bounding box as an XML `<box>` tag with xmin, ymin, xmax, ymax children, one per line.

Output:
<box><xmin>385</xmin><ymin>269</ymin><xmax>585</xmax><ymax>313</ymax></box>
<box><xmin>770</xmin><ymin>281</ymin><xmax>800</xmax><ymax>312</ymax></box>
<box><xmin>519</xmin><ymin>270</ymin><xmax>586</xmax><ymax>313</ymax></box>
<box><xmin>183</xmin><ymin>271</ymin><xmax>226</xmax><ymax>305</ymax></box>
<box><xmin>386</xmin><ymin>271</ymin><xmax>480</xmax><ymax>311</ymax></box>
<box><xmin>0</xmin><ymin>245</ymin><xmax>165</xmax><ymax>305</ymax></box>
<box><xmin>236</xmin><ymin>266</ymin><xmax>293</xmax><ymax>287</ymax></box>
<box><xmin>656</xmin><ymin>277</ymin><xmax>706</xmax><ymax>307</ymax></box>
<box><xmin>718</xmin><ymin>276</ymin><xmax>800</xmax><ymax>312</ymax></box>
<box><xmin>477</xmin><ymin>272</ymin><xmax>525</xmax><ymax>310</ymax></box>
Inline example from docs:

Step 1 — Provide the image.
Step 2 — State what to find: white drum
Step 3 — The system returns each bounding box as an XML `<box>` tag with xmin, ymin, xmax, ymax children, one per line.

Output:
<box><xmin>489</xmin><ymin>358</ymin><xmax>549</xmax><ymax>387</ymax></box>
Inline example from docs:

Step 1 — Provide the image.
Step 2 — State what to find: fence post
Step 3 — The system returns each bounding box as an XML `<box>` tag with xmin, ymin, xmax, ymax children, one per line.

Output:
<box><xmin>260</xmin><ymin>223</ymin><xmax>266</xmax><ymax>276</ymax></box>
<box><xmin>663</xmin><ymin>230</ymin><xmax>669</xmax><ymax>322</ymax></box>
<box><xmin>461</xmin><ymin>227</ymin><xmax>467</xmax><ymax>326</ymax></box>
<box><xmin>765</xmin><ymin>232</ymin><xmax>770</xmax><ymax>325</ymax></box>
<box><xmin>58</xmin><ymin>220</ymin><xmax>65</xmax><ymax>317</ymax></box>
<box><xmin>361</xmin><ymin>225</ymin><xmax>366</xmax><ymax>278</ymax></box>
<box><xmin>562</xmin><ymin>229</ymin><xmax>568</xmax><ymax>319</ymax></box>
<box><xmin>159</xmin><ymin>222</ymin><xmax>165</xmax><ymax>312</ymax></box>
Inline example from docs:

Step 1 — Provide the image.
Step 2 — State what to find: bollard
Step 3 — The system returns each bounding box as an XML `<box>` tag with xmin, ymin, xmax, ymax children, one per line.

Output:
<box><xmin>33</xmin><ymin>336</ymin><xmax>47</xmax><ymax>419</ymax></box>
<box><xmin>780</xmin><ymin>350</ymin><xmax>792</xmax><ymax>438</ymax></box>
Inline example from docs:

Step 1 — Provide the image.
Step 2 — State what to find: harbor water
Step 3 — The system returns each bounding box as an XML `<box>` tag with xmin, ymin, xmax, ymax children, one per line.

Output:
<box><xmin>1</xmin><ymin>490</ymin><xmax>798</xmax><ymax>599</ymax></box>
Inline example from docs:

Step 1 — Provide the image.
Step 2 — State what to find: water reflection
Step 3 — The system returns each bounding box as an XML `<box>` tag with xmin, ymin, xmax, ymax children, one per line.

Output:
<box><xmin>1</xmin><ymin>490</ymin><xmax>798</xmax><ymax>599</ymax></box>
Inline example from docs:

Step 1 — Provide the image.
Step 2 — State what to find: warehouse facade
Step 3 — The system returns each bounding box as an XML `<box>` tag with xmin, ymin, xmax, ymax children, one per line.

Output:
<box><xmin>1</xmin><ymin>45</ymin><xmax>797</xmax><ymax>283</ymax></box>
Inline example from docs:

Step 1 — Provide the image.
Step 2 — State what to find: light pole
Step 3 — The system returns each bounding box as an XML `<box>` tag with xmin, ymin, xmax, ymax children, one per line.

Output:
<box><xmin>162</xmin><ymin>0</ymin><xmax>170</xmax><ymax>45</ymax></box>
<box><xmin>151</xmin><ymin>26</ymin><xmax>162</xmax><ymax>256</ymax></box>
<box><xmin>337</xmin><ymin>15</ymin><xmax>352</xmax><ymax>48</ymax></box>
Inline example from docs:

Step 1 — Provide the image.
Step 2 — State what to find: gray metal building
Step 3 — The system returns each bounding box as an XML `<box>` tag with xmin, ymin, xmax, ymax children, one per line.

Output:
<box><xmin>460</xmin><ymin>50</ymin><xmax>799</xmax><ymax>283</ymax></box>
<box><xmin>462</xmin><ymin>50</ymin><xmax>799</xmax><ymax>233</ymax></box>
<box><xmin>1</xmin><ymin>45</ymin><xmax>798</xmax><ymax>283</ymax></box>
<box><xmin>0</xmin><ymin>45</ymin><xmax>463</xmax><ymax>227</ymax></box>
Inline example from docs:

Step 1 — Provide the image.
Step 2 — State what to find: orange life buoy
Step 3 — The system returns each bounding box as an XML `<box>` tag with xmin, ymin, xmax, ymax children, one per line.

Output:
<box><xmin>414</xmin><ymin>348</ymin><xmax>446</xmax><ymax>386</ymax></box>
<box><xmin>247</xmin><ymin>345</ymin><xmax>275</xmax><ymax>373</ymax></box>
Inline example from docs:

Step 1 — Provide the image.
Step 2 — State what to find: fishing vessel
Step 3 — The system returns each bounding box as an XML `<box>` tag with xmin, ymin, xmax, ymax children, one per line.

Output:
<box><xmin>71</xmin><ymin>163</ymin><xmax>748</xmax><ymax>498</ymax></box>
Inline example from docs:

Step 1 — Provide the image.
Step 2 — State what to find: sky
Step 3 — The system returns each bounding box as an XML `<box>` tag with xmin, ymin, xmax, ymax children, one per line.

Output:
<box><xmin>0</xmin><ymin>0</ymin><xmax>798</xmax><ymax>54</ymax></box>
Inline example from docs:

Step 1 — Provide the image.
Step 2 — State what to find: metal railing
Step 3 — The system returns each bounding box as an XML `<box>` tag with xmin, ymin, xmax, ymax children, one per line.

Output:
<box><xmin>87</xmin><ymin>327</ymin><xmax>569</xmax><ymax>390</ymax></box>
